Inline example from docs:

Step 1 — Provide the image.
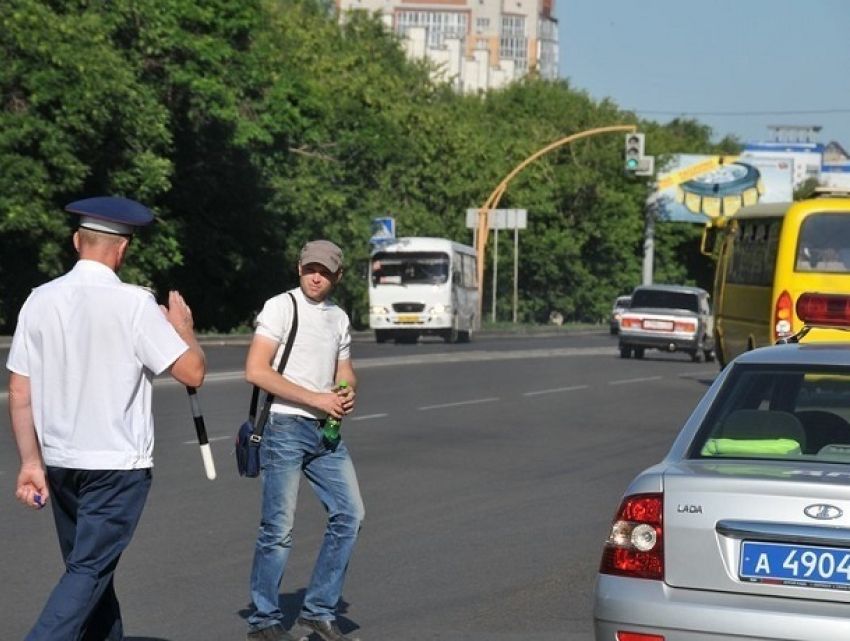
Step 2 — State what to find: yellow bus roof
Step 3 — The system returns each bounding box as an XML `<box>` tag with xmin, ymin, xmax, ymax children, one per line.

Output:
<box><xmin>725</xmin><ymin>196</ymin><xmax>850</xmax><ymax>221</ymax></box>
<box><xmin>727</xmin><ymin>202</ymin><xmax>791</xmax><ymax>219</ymax></box>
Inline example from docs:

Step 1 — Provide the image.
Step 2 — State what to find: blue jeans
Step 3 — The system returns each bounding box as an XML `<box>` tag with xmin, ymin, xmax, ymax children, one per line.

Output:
<box><xmin>248</xmin><ymin>414</ymin><xmax>364</xmax><ymax>630</ymax></box>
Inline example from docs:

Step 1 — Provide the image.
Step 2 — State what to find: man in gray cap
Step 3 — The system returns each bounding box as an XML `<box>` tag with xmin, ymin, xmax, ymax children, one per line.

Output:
<box><xmin>7</xmin><ymin>196</ymin><xmax>206</xmax><ymax>640</ymax></box>
<box><xmin>245</xmin><ymin>239</ymin><xmax>364</xmax><ymax>641</ymax></box>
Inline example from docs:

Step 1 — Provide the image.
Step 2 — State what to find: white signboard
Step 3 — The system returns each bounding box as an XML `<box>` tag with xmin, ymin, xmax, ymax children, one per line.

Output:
<box><xmin>466</xmin><ymin>209</ymin><xmax>528</xmax><ymax>230</ymax></box>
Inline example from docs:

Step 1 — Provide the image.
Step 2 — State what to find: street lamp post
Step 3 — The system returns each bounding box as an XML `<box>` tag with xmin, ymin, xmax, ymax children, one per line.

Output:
<box><xmin>475</xmin><ymin>125</ymin><xmax>638</xmax><ymax>322</ymax></box>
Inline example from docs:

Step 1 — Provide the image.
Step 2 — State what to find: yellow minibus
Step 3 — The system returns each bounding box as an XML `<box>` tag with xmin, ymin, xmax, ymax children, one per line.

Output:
<box><xmin>704</xmin><ymin>188</ymin><xmax>850</xmax><ymax>368</ymax></box>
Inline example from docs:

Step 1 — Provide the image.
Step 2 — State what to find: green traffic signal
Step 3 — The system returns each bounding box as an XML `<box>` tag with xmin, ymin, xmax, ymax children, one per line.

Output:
<box><xmin>624</xmin><ymin>132</ymin><xmax>645</xmax><ymax>173</ymax></box>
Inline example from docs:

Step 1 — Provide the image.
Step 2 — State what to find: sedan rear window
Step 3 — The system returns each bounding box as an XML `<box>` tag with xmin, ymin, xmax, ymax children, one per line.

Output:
<box><xmin>631</xmin><ymin>290</ymin><xmax>698</xmax><ymax>312</ymax></box>
<box><xmin>692</xmin><ymin>367</ymin><xmax>850</xmax><ymax>462</ymax></box>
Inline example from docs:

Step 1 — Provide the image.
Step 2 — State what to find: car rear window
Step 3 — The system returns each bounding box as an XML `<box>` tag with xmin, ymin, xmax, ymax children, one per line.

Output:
<box><xmin>631</xmin><ymin>290</ymin><xmax>698</xmax><ymax>312</ymax></box>
<box><xmin>691</xmin><ymin>365</ymin><xmax>850</xmax><ymax>462</ymax></box>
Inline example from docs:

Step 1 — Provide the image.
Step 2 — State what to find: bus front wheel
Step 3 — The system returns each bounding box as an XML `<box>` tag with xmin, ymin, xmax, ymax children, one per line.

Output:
<box><xmin>443</xmin><ymin>316</ymin><xmax>460</xmax><ymax>343</ymax></box>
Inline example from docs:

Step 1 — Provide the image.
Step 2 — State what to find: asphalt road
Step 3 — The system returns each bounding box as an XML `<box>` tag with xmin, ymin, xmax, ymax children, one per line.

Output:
<box><xmin>0</xmin><ymin>332</ymin><xmax>718</xmax><ymax>640</ymax></box>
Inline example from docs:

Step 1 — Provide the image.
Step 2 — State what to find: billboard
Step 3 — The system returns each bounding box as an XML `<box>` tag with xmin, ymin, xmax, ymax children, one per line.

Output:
<box><xmin>652</xmin><ymin>154</ymin><xmax>794</xmax><ymax>223</ymax></box>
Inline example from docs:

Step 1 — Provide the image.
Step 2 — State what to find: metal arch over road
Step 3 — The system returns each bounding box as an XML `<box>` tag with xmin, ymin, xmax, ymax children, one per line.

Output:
<box><xmin>474</xmin><ymin>125</ymin><xmax>638</xmax><ymax>318</ymax></box>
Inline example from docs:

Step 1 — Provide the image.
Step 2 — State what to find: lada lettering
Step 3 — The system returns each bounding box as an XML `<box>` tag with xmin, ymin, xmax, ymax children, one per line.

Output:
<box><xmin>677</xmin><ymin>504</ymin><xmax>703</xmax><ymax>514</ymax></box>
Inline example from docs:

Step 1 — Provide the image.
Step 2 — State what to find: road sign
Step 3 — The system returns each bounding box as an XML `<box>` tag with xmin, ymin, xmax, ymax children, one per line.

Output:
<box><xmin>370</xmin><ymin>217</ymin><xmax>396</xmax><ymax>246</ymax></box>
<box><xmin>466</xmin><ymin>209</ymin><xmax>528</xmax><ymax>230</ymax></box>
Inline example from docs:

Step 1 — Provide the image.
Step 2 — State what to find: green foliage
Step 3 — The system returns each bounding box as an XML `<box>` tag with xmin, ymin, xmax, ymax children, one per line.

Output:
<box><xmin>0</xmin><ymin>0</ymin><xmax>741</xmax><ymax>332</ymax></box>
<box><xmin>794</xmin><ymin>177</ymin><xmax>820</xmax><ymax>201</ymax></box>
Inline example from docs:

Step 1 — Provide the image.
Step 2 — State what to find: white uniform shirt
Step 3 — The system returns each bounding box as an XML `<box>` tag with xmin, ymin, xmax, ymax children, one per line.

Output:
<box><xmin>6</xmin><ymin>260</ymin><xmax>188</xmax><ymax>469</ymax></box>
<box><xmin>254</xmin><ymin>287</ymin><xmax>351</xmax><ymax>419</ymax></box>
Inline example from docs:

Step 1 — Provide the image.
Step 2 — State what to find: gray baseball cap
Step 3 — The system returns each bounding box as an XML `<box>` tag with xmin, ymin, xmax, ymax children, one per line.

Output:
<box><xmin>300</xmin><ymin>240</ymin><xmax>343</xmax><ymax>272</ymax></box>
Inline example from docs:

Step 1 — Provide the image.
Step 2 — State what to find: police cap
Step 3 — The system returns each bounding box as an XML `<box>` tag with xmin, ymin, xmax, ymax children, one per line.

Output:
<box><xmin>65</xmin><ymin>197</ymin><xmax>155</xmax><ymax>236</ymax></box>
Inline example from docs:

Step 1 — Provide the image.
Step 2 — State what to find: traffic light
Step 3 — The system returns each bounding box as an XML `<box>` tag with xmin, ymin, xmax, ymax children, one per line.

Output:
<box><xmin>625</xmin><ymin>133</ymin><xmax>645</xmax><ymax>173</ymax></box>
<box><xmin>624</xmin><ymin>132</ymin><xmax>655</xmax><ymax>177</ymax></box>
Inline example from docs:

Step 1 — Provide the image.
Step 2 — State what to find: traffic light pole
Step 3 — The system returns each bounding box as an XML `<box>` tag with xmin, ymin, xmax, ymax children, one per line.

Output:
<box><xmin>474</xmin><ymin>125</ymin><xmax>637</xmax><ymax>322</ymax></box>
<box><xmin>643</xmin><ymin>203</ymin><xmax>655</xmax><ymax>285</ymax></box>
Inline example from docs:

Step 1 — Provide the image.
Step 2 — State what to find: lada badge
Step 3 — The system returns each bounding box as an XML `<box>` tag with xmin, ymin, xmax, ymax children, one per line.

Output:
<box><xmin>804</xmin><ymin>504</ymin><xmax>843</xmax><ymax>520</ymax></box>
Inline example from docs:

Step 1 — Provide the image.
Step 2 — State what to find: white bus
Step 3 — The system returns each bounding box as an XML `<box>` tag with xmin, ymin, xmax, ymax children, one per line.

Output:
<box><xmin>368</xmin><ymin>237</ymin><xmax>480</xmax><ymax>343</ymax></box>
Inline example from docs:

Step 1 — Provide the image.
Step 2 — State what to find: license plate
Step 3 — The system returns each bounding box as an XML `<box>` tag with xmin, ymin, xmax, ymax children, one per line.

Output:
<box><xmin>642</xmin><ymin>319</ymin><xmax>673</xmax><ymax>330</ymax></box>
<box><xmin>740</xmin><ymin>541</ymin><xmax>850</xmax><ymax>589</ymax></box>
<box><xmin>397</xmin><ymin>314</ymin><xmax>420</xmax><ymax>324</ymax></box>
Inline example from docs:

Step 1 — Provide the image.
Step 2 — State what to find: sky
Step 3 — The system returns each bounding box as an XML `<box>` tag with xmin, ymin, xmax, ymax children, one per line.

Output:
<box><xmin>557</xmin><ymin>0</ymin><xmax>850</xmax><ymax>147</ymax></box>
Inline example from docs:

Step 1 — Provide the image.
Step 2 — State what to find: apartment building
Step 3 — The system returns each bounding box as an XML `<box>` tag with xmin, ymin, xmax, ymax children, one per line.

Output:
<box><xmin>336</xmin><ymin>0</ymin><xmax>559</xmax><ymax>93</ymax></box>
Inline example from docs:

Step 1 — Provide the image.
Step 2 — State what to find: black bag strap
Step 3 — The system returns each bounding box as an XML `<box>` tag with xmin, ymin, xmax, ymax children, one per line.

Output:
<box><xmin>248</xmin><ymin>292</ymin><xmax>299</xmax><ymax>442</ymax></box>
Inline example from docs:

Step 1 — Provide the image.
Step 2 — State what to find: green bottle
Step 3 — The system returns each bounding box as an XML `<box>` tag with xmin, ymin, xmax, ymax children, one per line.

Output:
<box><xmin>323</xmin><ymin>381</ymin><xmax>347</xmax><ymax>445</ymax></box>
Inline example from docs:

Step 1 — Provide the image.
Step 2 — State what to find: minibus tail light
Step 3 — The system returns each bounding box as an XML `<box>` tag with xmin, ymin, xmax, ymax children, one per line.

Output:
<box><xmin>774</xmin><ymin>290</ymin><xmax>794</xmax><ymax>339</ymax></box>
<box><xmin>797</xmin><ymin>292</ymin><xmax>850</xmax><ymax>327</ymax></box>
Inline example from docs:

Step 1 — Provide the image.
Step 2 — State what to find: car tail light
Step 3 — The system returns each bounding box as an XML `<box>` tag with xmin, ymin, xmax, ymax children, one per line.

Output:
<box><xmin>797</xmin><ymin>292</ymin><xmax>850</xmax><ymax>327</ymax></box>
<box><xmin>673</xmin><ymin>320</ymin><xmax>696</xmax><ymax>333</ymax></box>
<box><xmin>774</xmin><ymin>290</ymin><xmax>794</xmax><ymax>340</ymax></box>
<box><xmin>616</xmin><ymin>633</ymin><xmax>665</xmax><ymax>641</ymax></box>
<box><xmin>621</xmin><ymin>317</ymin><xmax>640</xmax><ymax>329</ymax></box>
<box><xmin>599</xmin><ymin>493</ymin><xmax>663</xmax><ymax>580</ymax></box>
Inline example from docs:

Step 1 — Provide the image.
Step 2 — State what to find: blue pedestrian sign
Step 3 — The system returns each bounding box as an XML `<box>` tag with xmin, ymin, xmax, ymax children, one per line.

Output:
<box><xmin>371</xmin><ymin>217</ymin><xmax>396</xmax><ymax>246</ymax></box>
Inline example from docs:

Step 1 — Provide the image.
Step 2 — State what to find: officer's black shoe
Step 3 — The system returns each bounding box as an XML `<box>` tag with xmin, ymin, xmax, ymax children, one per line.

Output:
<box><xmin>294</xmin><ymin>617</ymin><xmax>360</xmax><ymax>641</ymax></box>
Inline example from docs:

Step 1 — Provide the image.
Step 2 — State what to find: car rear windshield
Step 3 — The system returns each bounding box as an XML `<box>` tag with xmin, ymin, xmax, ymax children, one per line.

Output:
<box><xmin>631</xmin><ymin>289</ymin><xmax>698</xmax><ymax>312</ymax></box>
<box><xmin>691</xmin><ymin>364</ymin><xmax>850</xmax><ymax>463</ymax></box>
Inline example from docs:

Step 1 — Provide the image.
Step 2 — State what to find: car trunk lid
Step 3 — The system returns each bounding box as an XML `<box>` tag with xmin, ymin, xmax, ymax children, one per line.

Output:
<box><xmin>663</xmin><ymin>460</ymin><xmax>850</xmax><ymax>602</ymax></box>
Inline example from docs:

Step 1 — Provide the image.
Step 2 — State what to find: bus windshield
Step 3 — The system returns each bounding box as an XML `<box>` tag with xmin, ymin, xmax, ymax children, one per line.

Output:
<box><xmin>796</xmin><ymin>211</ymin><xmax>850</xmax><ymax>273</ymax></box>
<box><xmin>371</xmin><ymin>251</ymin><xmax>450</xmax><ymax>286</ymax></box>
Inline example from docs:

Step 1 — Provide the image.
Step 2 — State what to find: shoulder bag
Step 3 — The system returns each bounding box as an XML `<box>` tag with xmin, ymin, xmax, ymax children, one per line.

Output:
<box><xmin>235</xmin><ymin>292</ymin><xmax>299</xmax><ymax>477</ymax></box>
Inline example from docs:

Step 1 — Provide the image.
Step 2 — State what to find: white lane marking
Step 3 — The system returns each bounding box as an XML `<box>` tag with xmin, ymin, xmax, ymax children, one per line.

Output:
<box><xmin>679</xmin><ymin>370</ymin><xmax>718</xmax><ymax>379</ymax></box>
<box><xmin>5</xmin><ymin>346</ymin><xmax>616</xmax><ymax>399</ymax></box>
<box><xmin>351</xmin><ymin>413</ymin><xmax>388</xmax><ymax>421</ymax></box>
<box><xmin>523</xmin><ymin>385</ymin><xmax>589</xmax><ymax>397</ymax></box>
<box><xmin>609</xmin><ymin>376</ymin><xmax>663</xmax><ymax>385</ymax></box>
<box><xmin>419</xmin><ymin>397</ymin><xmax>499</xmax><ymax>411</ymax></box>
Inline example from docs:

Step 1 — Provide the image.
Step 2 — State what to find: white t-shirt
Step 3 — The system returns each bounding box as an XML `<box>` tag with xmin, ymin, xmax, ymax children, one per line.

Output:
<box><xmin>6</xmin><ymin>260</ymin><xmax>188</xmax><ymax>469</ymax></box>
<box><xmin>254</xmin><ymin>287</ymin><xmax>351</xmax><ymax>419</ymax></box>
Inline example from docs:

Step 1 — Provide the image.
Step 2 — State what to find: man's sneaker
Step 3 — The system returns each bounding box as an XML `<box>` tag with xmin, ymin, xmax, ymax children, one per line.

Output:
<box><xmin>246</xmin><ymin>623</ymin><xmax>304</xmax><ymax>641</ymax></box>
<box><xmin>293</xmin><ymin>617</ymin><xmax>360</xmax><ymax>641</ymax></box>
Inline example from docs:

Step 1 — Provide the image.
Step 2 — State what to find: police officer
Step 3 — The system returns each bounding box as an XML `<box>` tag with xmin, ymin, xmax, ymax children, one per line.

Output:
<box><xmin>7</xmin><ymin>197</ymin><xmax>206</xmax><ymax>640</ymax></box>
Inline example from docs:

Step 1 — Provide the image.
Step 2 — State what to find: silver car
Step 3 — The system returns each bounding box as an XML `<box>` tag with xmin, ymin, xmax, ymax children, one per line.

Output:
<box><xmin>609</xmin><ymin>295</ymin><xmax>631</xmax><ymax>334</ymax></box>
<box><xmin>594</xmin><ymin>299</ymin><xmax>850</xmax><ymax>640</ymax></box>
